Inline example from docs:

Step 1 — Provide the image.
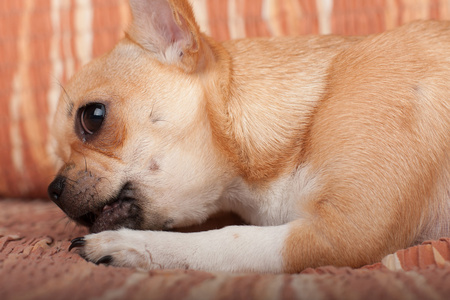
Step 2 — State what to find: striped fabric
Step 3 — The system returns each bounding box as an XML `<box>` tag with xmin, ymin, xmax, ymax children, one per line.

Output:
<box><xmin>1</xmin><ymin>199</ymin><xmax>450</xmax><ymax>298</ymax></box>
<box><xmin>381</xmin><ymin>238</ymin><xmax>450</xmax><ymax>271</ymax></box>
<box><xmin>1</xmin><ymin>0</ymin><xmax>449</xmax><ymax>198</ymax></box>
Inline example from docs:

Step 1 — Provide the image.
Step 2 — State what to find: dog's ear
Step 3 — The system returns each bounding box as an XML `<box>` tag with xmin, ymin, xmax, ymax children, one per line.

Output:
<box><xmin>127</xmin><ymin>0</ymin><xmax>202</xmax><ymax>73</ymax></box>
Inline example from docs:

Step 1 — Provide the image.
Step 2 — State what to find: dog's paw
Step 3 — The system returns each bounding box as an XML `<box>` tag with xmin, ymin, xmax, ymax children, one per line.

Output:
<box><xmin>69</xmin><ymin>229</ymin><xmax>161</xmax><ymax>269</ymax></box>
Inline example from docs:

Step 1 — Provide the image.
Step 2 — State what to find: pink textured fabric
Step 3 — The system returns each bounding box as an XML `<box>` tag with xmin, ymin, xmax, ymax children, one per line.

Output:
<box><xmin>1</xmin><ymin>199</ymin><xmax>449</xmax><ymax>300</ymax></box>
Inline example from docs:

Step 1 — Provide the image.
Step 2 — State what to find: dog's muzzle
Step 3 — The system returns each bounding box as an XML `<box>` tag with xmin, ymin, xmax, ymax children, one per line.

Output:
<box><xmin>48</xmin><ymin>176</ymin><xmax>142</xmax><ymax>233</ymax></box>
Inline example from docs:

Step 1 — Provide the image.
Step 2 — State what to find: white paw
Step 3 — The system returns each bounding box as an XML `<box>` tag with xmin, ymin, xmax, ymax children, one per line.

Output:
<box><xmin>70</xmin><ymin>229</ymin><xmax>166</xmax><ymax>269</ymax></box>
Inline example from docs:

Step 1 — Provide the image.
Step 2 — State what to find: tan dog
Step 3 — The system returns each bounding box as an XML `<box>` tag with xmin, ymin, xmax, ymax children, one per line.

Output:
<box><xmin>48</xmin><ymin>0</ymin><xmax>450</xmax><ymax>273</ymax></box>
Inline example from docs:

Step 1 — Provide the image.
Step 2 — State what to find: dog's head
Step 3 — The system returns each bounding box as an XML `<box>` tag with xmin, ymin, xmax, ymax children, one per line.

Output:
<box><xmin>48</xmin><ymin>0</ymin><xmax>235</xmax><ymax>233</ymax></box>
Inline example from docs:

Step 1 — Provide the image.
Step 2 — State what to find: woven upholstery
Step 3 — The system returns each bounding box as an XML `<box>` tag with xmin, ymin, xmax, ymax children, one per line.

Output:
<box><xmin>1</xmin><ymin>199</ymin><xmax>449</xmax><ymax>299</ymax></box>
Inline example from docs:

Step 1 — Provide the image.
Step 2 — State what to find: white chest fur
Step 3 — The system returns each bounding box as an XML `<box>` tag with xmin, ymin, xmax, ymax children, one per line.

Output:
<box><xmin>220</xmin><ymin>164</ymin><xmax>320</xmax><ymax>226</ymax></box>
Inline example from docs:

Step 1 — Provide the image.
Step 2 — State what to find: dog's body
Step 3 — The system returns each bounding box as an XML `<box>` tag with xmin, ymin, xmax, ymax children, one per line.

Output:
<box><xmin>48</xmin><ymin>0</ymin><xmax>450</xmax><ymax>273</ymax></box>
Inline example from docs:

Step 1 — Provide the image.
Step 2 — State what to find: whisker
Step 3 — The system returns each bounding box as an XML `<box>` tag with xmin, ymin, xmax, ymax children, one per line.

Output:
<box><xmin>55</xmin><ymin>80</ymin><xmax>74</xmax><ymax>116</ymax></box>
<box><xmin>149</xmin><ymin>98</ymin><xmax>157</xmax><ymax>120</ymax></box>
<box><xmin>84</xmin><ymin>155</ymin><xmax>88</xmax><ymax>173</ymax></box>
<box><xmin>65</xmin><ymin>177</ymin><xmax>77</xmax><ymax>184</ymax></box>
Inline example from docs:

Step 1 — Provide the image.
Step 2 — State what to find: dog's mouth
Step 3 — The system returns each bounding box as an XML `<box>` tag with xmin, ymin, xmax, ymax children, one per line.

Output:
<box><xmin>74</xmin><ymin>182</ymin><xmax>142</xmax><ymax>233</ymax></box>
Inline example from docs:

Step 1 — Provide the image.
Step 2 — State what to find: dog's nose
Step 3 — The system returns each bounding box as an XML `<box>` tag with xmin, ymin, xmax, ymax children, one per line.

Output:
<box><xmin>48</xmin><ymin>175</ymin><xmax>66</xmax><ymax>202</ymax></box>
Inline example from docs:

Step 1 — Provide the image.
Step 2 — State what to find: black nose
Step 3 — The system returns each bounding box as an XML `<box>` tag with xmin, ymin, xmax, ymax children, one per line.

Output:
<box><xmin>48</xmin><ymin>175</ymin><xmax>66</xmax><ymax>202</ymax></box>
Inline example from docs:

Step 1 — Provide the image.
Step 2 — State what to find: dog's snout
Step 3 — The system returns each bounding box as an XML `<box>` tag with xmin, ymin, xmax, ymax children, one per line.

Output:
<box><xmin>48</xmin><ymin>175</ymin><xmax>66</xmax><ymax>202</ymax></box>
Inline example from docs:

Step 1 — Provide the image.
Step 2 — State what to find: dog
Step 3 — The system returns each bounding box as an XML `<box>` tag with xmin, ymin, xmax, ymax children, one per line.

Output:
<box><xmin>48</xmin><ymin>0</ymin><xmax>449</xmax><ymax>273</ymax></box>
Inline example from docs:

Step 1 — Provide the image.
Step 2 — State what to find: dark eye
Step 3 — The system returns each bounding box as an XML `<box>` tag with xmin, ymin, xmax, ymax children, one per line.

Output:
<box><xmin>79</xmin><ymin>103</ymin><xmax>106</xmax><ymax>135</ymax></box>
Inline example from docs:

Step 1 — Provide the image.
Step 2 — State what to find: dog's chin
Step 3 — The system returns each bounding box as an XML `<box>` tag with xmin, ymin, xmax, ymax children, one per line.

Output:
<box><xmin>74</xmin><ymin>197</ymin><xmax>142</xmax><ymax>233</ymax></box>
<box><xmin>70</xmin><ymin>182</ymin><xmax>144</xmax><ymax>233</ymax></box>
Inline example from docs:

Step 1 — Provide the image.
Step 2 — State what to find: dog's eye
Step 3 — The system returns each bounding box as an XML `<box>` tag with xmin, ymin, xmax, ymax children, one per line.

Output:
<box><xmin>80</xmin><ymin>103</ymin><xmax>106</xmax><ymax>135</ymax></box>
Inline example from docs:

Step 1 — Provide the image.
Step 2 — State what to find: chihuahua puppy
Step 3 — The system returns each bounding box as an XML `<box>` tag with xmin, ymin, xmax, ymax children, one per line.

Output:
<box><xmin>48</xmin><ymin>0</ymin><xmax>449</xmax><ymax>273</ymax></box>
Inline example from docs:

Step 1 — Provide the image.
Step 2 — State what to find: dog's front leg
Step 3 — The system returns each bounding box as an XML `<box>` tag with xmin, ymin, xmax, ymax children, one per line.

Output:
<box><xmin>70</xmin><ymin>225</ymin><xmax>291</xmax><ymax>273</ymax></box>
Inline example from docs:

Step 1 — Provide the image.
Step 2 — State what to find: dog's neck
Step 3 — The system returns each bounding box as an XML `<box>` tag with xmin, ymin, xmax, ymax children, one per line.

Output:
<box><xmin>203</xmin><ymin>36</ymin><xmax>360</xmax><ymax>184</ymax></box>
